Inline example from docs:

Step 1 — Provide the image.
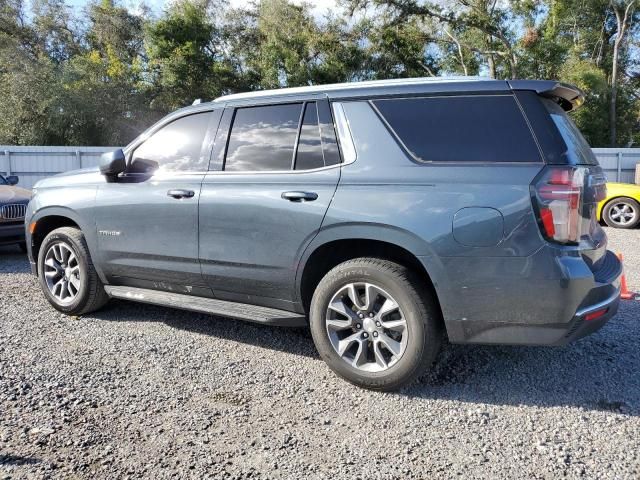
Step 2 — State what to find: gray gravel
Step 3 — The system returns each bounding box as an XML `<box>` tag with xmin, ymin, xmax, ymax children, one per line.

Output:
<box><xmin>1</xmin><ymin>227</ymin><xmax>639</xmax><ymax>479</ymax></box>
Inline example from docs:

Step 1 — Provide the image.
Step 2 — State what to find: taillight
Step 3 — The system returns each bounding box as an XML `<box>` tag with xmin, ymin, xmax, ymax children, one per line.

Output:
<box><xmin>532</xmin><ymin>166</ymin><xmax>587</xmax><ymax>244</ymax></box>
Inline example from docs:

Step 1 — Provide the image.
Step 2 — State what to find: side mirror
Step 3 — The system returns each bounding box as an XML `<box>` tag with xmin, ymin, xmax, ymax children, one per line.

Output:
<box><xmin>100</xmin><ymin>149</ymin><xmax>126</xmax><ymax>179</ymax></box>
<box><xmin>6</xmin><ymin>175</ymin><xmax>18</xmax><ymax>185</ymax></box>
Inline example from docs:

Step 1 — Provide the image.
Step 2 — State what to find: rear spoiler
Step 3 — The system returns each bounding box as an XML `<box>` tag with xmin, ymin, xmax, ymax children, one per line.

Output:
<box><xmin>508</xmin><ymin>80</ymin><xmax>585</xmax><ymax>112</ymax></box>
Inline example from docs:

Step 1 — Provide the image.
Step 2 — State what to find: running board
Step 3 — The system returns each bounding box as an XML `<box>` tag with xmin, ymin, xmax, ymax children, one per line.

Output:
<box><xmin>104</xmin><ymin>286</ymin><xmax>307</xmax><ymax>327</ymax></box>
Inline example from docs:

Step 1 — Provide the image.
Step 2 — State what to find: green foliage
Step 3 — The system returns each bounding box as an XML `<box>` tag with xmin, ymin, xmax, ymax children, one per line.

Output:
<box><xmin>363</xmin><ymin>17</ymin><xmax>440</xmax><ymax>78</ymax></box>
<box><xmin>0</xmin><ymin>0</ymin><xmax>639</xmax><ymax>147</ymax></box>
<box><xmin>227</xmin><ymin>0</ymin><xmax>364</xmax><ymax>88</ymax></box>
<box><xmin>146</xmin><ymin>0</ymin><xmax>235</xmax><ymax>111</ymax></box>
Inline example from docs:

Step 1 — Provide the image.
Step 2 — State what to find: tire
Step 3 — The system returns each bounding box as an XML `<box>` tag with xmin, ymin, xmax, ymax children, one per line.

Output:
<box><xmin>37</xmin><ymin>227</ymin><xmax>109</xmax><ymax>315</ymax></box>
<box><xmin>18</xmin><ymin>242</ymin><xmax>27</xmax><ymax>253</ymax></box>
<box><xmin>602</xmin><ymin>197</ymin><xmax>640</xmax><ymax>229</ymax></box>
<box><xmin>309</xmin><ymin>258</ymin><xmax>442</xmax><ymax>391</ymax></box>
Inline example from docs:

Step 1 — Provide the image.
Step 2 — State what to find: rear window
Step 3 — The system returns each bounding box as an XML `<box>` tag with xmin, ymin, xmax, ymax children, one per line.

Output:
<box><xmin>542</xmin><ymin>99</ymin><xmax>598</xmax><ymax>166</ymax></box>
<box><xmin>373</xmin><ymin>95</ymin><xmax>541</xmax><ymax>163</ymax></box>
<box><xmin>225</xmin><ymin>103</ymin><xmax>302</xmax><ymax>172</ymax></box>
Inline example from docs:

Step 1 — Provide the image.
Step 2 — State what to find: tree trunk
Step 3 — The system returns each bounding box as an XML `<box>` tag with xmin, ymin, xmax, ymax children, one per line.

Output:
<box><xmin>610</xmin><ymin>37</ymin><xmax>620</xmax><ymax>147</ymax></box>
<box><xmin>609</xmin><ymin>1</ymin><xmax>635</xmax><ymax>147</ymax></box>
<box><xmin>486</xmin><ymin>34</ymin><xmax>496</xmax><ymax>78</ymax></box>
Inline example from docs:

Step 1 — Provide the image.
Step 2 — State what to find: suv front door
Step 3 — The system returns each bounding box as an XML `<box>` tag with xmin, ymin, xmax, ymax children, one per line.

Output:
<box><xmin>94</xmin><ymin>109</ymin><xmax>220</xmax><ymax>295</ymax></box>
<box><xmin>199</xmin><ymin>98</ymin><xmax>342</xmax><ymax>310</ymax></box>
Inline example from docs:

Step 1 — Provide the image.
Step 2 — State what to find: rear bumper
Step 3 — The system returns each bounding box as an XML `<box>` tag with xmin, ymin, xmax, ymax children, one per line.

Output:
<box><xmin>0</xmin><ymin>222</ymin><xmax>25</xmax><ymax>246</ymax></box>
<box><xmin>438</xmin><ymin>249</ymin><xmax>623</xmax><ymax>346</ymax></box>
<box><xmin>559</xmin><ymin>287</ymin><xmax>620</xmax><ymax>345</ymax></box>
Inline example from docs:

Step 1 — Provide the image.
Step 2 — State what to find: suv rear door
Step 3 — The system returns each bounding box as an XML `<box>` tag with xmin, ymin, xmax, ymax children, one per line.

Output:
<box><xmin>199</xmin><ymin>97</ymin><xmax>341</xmax><ymax>309</ymax></box>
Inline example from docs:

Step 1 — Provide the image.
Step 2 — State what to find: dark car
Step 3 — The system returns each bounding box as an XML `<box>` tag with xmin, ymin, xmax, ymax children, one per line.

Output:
<box><xmin>0</xmin><ymin>174</ymin><xmax>30</xmax><ymax>251</ymax></box>
<box><xmin>25</xmin><ymin>77</ymin><xmax>622</xmax><ymax>390</ymax></box>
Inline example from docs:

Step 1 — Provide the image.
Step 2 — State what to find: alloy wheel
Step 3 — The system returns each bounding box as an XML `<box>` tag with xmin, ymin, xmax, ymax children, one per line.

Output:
<box><xmin>609</xmin><ymin>201</ymin><xmax>638</xmax><ymax>227</ymax></box>
<box><xmin>43</xmin><ymin>242</ymin><xmax>81</xmax><ymax>305</ymax></box>
<box><xmin>325</xmin><ymin>282</ymin><xmax>408</xmax><ymax>372</ymax></box>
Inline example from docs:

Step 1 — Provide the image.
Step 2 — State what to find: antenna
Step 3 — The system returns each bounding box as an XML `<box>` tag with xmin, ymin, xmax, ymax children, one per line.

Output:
<box><xmin>192</xmin><ymin>99</ymin><xmax>203</xmax><ymax>105</ymax></box>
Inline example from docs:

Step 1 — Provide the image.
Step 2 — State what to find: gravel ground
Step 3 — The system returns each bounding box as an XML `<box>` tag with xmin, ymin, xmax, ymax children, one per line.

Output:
<box><xmin>1</xmin><ymin>227</ymin><xmax>639</xmax><ymax>479</ymax></box>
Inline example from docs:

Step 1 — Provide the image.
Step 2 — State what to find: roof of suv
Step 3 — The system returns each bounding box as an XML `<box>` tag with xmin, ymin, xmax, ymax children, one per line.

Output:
<box><xmin>215</xmin><ymin>76</ymin><xmax>494</xmax><ymax>102</ymax></box>
<box><xmin>210</xmin><ymin>76</ymin><xmax>583</xmax><ymax>111</ymax></box>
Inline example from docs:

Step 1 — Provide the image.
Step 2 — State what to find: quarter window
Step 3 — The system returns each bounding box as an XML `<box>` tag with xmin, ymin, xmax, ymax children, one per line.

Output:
<box><xmin>373</xmin><ymin>96</ymin><xmax>541</xmax><ymax>163</ymax></box>
<box><xmin>225</xmin><ymin>103</ymin><xmax>302</xmax><ymax>171</ymax></box>
<box><xmin>295</xmin><ymin>103</ymin><xmax>324</xmax><ymax>170</ymax></box>
<box><xmin>542</xmin><ymin>98</ymin><xmax>598</xmax><ymax>165</ymax></box>
<box><xmin>131</xmin><ymin>112</ymin><xmax>211</xmax><ymax>173</ymax></box>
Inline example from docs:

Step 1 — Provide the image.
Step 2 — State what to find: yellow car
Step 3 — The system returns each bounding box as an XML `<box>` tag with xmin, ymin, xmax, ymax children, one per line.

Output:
<box><xmin>598</xmin><ymin>182</ymin><xmax>640</xmax><ymax>229</ymax></box>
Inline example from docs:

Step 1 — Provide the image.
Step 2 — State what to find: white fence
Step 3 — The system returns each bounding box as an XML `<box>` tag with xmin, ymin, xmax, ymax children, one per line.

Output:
<box><xmin>0</xmin><ymin>145</ymin><xmax>638</xmax><ymax>189</ymax></box>
<box><xmin>0</xmin><ymin>146</ymin><xmax>118</xmax><ymax>189</ymax></box>
<box><xmin>591</xmin><ymin>148</ymin><xmax>639</xmax><ymax>184</ymax></box>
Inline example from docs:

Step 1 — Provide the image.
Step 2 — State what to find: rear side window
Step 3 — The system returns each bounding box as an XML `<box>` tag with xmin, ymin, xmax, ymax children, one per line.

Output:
<box><xmin>225</xmin><ymin>103</ymin><xmax>302</xmax><ymax>171</ymax></box>
<box><xmin>295</xmin><ymin>103</ymin><xmax>324</xmax><ymax>170</ymax></box>
<box><xmin>373</xmin><ymin>95</ymin><xmax>541</xmax><ymax>163</ymax></box>
<box><xmin>542</xmin><ymin>99</ymin><xmax>598</xmax><ymax>165</ymax></box>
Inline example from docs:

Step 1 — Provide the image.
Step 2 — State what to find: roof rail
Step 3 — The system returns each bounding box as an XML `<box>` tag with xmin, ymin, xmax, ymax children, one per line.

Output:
<box><xmin>214</xmin><ymin>76</ymin><xmax>491</xmax><ymax>103</ymax></box>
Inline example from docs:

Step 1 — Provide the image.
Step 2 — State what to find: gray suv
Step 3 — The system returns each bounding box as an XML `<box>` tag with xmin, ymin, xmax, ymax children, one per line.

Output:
<box><xmin>25</xmin><ymin>77</ymin><xmax>622</xmax><ymax>390</ymax></box>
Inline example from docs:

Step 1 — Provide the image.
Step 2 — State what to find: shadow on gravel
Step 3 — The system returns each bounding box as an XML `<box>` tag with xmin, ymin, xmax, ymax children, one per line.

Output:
<box><xmin>0</xmin><ymin>453</ymin><xmax>41</xmax><ymax>466</ymax></box>
<box><xmin>95</xmin><ymin>298</ymin><xmax>640</xmax><ymax>414</ymax></box>
<box><xmin>0</xmin><ymin>245</ymin><xmax>30</xmax><ymax>273</ymax></box>
<box><xmin>8</xmin><ymin>242</ymin><xmax>638</xmax><ymax>414</ymax></box>
<box><xmin>407</xmin><ymin>301</ymin><xmax>640</xmax><ymax>415</ymax></box>
<box><xmin>95</xmin><ymin>300</ymin><xmax>319</xmax><ymax>359</ymax></box>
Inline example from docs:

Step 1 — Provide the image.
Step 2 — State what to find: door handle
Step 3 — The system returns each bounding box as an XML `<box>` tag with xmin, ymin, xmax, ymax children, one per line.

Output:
<box><xmin>167</xmin><ymin>189</ymin><xmax>195</xmax><ymax>199</ymax></box>
<box><xmin>281</xmin><ymin>191</ymin><xmax>318</xmax><ymax>202</ymax></box>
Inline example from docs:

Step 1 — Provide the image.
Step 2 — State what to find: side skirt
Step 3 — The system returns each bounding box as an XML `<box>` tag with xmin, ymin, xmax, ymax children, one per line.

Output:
<box><xmin>104</xmin><ymin>286</ymin><xmax>307</xmax><ymax>327</ymax></box>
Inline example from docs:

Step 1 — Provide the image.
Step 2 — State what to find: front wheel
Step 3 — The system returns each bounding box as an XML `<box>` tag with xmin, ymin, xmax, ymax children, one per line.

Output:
<box><xmin>602</xmin><ymin>197</ymin><xmax>640</xmax><ymax>229</ymax></box>
<box><xmin>37</xmin><ymin>227</ymin><xmax>109</xmax><ymax>315</ymax></box>
<box><xmin>309</xmin><ymin>258</ymin><xmax>442</xmax><ymax>391</ymax></box>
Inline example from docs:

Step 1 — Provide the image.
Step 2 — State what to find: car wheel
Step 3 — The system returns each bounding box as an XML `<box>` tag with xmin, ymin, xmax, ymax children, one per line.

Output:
<box><xmin>37</xmin><ymin>227</ymin><xmax>109</xmax><ymax>315</ymax></box>
<box><xmin>309</xmin><ymin>258</ymin><xmax>442</xmax><ymax>391</ymax></box>
<box><xmin>603</xmin><ymin>197</ymin><xmax>640</xmax><ymax>229</ymax></box>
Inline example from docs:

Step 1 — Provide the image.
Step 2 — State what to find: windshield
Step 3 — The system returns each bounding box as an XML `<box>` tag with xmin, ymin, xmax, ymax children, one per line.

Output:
<box><xmin>542</xmin><ymin>98</ymin><xmax>598</xmax><ymax>165</ymax></box>
<box><xmin>0</xmin><ymin>174</ymin><xmax>6</xmax><ymax>185</ymax></box>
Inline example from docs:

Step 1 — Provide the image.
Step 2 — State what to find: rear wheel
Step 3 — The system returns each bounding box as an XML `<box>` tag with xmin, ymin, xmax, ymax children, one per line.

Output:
<box><xmin>309</xmin><ymin>258</ymin><xmax>442</xmax><ymax>391</ymax></box>
<box><xmin>603</xmin><ymin>197</ymin><xmax>640</xmax><ymax>229</ymax></box>
<box><xmin>37</xmin><ymin>227</ymin><xmax>109</xmax><ymax>315</ymax></box>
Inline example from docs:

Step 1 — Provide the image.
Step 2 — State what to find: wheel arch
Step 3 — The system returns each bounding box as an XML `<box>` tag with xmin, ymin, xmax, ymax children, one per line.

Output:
<box><xmin>297</xmin><ymin>225</ymin><xmax>449</xmax><ymax>334</ymax></box>
<box><xmin>29</xmin><ymin>207</ymin><xmax>95</xmax><ymax>272</ymax></box>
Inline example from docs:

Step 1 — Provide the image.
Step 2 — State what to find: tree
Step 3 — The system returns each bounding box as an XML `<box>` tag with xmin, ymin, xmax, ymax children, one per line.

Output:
<box><xmin>2</xmin><ymin>0</ymin><xmax>640</xmax><ymax>147</ymax></box>
<box><xmin>61</xmin><ymin>0</ymin><xmax>149</xmax><ymax>145</ymax></box>
<box><xmin>609</xmin><ymin>0</ymin><xmax>636</xmax><ymax>146</ymax></box>
<box><xmin>0</xmin><ymin>0</ymin><xmax>72</xmax><ymax>144</ymax></box>
<box><xmin>225</xmin><ymin>0</ymin><xmax>366</xmax><ymax>89</ymax></box>
<box><xmin>145</xmin><ymin>0</ymin><xmax>235</xmax><ymax>110</ymax></box>
<box><xmin>348</xmin><ymin>0</ymin><xmax>520</xmax><ymax>78</ymax></box>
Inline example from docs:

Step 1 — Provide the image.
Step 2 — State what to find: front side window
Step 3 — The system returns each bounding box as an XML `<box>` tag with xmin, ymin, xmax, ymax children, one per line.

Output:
<box><xmin>131</xmin><ymin>112</ymin><xmax>211</xmax><ymax>173</ymax></box>
<box><xmin>225</xmin><ymin>103</ymin><xmax>302</xmax><ymax>172</ymax></box>
<box><xmin>373</xmin><ymin>95</ymin><xmax>541</xmax><ymax>163</ymax></box>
